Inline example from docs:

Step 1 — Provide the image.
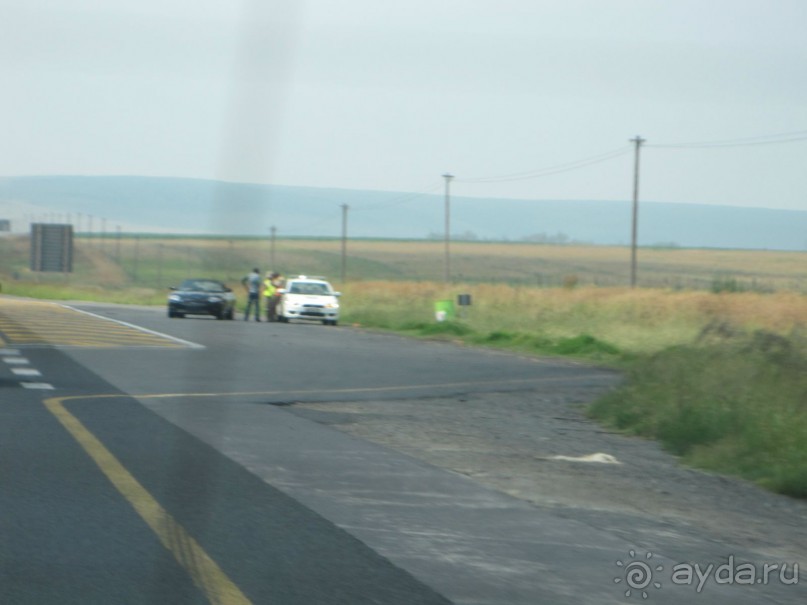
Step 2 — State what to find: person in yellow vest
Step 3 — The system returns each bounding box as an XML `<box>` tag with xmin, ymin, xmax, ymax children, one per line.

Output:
<box><xmin>263</xmin><ymin>271</ymin><xmax>276</xmax><ymax>322</ymax></box>
<box><xmin>263</xmin><ymin>271</ymin><xmax>284</xmax><ymax>322</ymax></box>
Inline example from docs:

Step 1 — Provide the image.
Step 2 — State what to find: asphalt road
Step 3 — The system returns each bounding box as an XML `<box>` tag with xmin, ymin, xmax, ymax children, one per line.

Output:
<box><xmin>1</xmin><ymin>300</ymin><xmax>804</xmax><ymax>604</ymax></box>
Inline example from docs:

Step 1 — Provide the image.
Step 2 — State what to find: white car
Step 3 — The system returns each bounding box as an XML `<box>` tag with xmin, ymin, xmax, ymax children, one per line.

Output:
<box><xmin>277</xmin><ymin>276</ymin><xmax>341</xmax><ymax>325</ymax></box>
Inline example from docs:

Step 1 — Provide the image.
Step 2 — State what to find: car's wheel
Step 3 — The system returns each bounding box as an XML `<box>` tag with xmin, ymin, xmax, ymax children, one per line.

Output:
<box><xmin>226</xmin><ymin>308</ymin><xmax>235</xmax><ymax>320</ymax></box>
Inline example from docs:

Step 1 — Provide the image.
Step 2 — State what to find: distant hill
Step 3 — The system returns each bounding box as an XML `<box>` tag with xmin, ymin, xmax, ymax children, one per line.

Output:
<box><xmin>1</xmin><ymin>175</ymin><xmax>806</xmax><ymax>250</ymax></box>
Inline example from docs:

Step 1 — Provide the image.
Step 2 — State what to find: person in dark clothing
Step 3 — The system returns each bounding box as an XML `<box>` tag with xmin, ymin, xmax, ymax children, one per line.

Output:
<box><xmin>241</xmin><ymin>268</ymin><xmax>262</xmax><ymax>321</ymax></box>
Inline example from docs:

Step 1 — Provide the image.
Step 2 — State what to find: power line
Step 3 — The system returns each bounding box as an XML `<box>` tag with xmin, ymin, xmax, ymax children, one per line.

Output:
<box><xmin>285</xmin><ymin>210</ymin><xmax>342</xmax><ymax>235</ymax></box>
<box><xmin>351</xmin><ymin>184</ymin><xmax>444</xmax><ymax>212</ymax></box>
<box><xmin>648</xmin><ymin>129</ymin><xmax>807</xmax><ymax>149</ymax></box>
<box><xmin>287</xmin><ymin>188</ymin><xmax>447</xmax><ymax>238</ymax></box>
<box><xmin>287</xmin><ymin>185</ymin><xmax>443</xmax><ymax>235</ymax></box>
<box><xmin>457</xmin><ymin>146</ymin><xmax>631</xmax><ymax>184</ymax></box>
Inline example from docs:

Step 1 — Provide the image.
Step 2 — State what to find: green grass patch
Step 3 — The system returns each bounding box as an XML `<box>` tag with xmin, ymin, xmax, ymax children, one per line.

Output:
<box><xmin>552</xmin><ymin>334</ymin><xmax>620</xmax><ymax>356</ymax></box>
<box><xmin>403</xmin><ymin>320</ymin><xmax>474</xmax><ymax>337</ymax></box>
<box><xmin>589</xmin><ymin>329</ymin><xmax>807</xmax><ymax>498</ymax></box>
<box><xmin>0</xmin><ymin>281</ymin><xmax>166</xmax><ymax>306</ymax></box>
<box><xmin>468</xmin><ymin>330</ymin><xmax>620</xmax><ymax>359</ymax></box>
<box><xmin>341</xmin><ymin>308</ymin><xmax>623</xmax><ymax>362</ymax></box>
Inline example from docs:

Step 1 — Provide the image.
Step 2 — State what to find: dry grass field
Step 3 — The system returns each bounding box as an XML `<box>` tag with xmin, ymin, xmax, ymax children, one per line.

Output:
<box><xmin>281</xmin><ymin>238</ymin><xmax>807</xmax><ymax>291</ymax></box>
<box><xmin>2</xmin><ymin>233</ymin><xmax>805</xmax><ymax>292</ymax></box>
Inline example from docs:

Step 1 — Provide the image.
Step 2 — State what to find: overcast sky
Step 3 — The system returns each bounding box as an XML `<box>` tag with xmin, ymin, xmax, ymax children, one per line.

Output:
<box><xmin>2</xmin><ymin>0</ymin><xmax>806</xmax><ymax>210</ymax></box>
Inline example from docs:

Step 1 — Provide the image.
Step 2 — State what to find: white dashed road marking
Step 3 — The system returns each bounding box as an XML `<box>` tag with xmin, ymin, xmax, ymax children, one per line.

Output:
<box><xmin>4</xmin><ymin>357</ymin><xmax>30</xmax><ymax>365</ymax></box>
<box><xmin>21</xmin><ymin>382</ymin><xmax>55</xmax><ymax>390</ymax></box>
<box><xmin>550</xmin><ymin>453</ymin><xmax>621</xmax><ymax>464</ymax></box>
<box><xmin>11</xmin><ymin>368</ymin><xmax>42</xmax><ymax>377</ymax></box>
<box><xmin>2</xmin><ymin>350</ymin><xmax>52</xmax><ymax>389</ymax></box>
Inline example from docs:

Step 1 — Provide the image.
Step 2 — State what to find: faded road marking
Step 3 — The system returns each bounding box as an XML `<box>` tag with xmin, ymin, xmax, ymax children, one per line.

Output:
<box><xmin>0</xmin><ymin>298</ymin><xmax>197</xmax><ymax>349</ymax></box>
<box><xmin>44</xmin><ymin>396</ymin><xmax>252</xmax><ymax>605</ymax></box>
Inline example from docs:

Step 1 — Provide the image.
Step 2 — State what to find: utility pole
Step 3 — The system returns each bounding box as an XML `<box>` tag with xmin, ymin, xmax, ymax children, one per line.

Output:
<box><xmin>629</xmin><ymin>136</ymin><xmax>645</xmax><ymax>288</ymax></box>
<box><xmin>340</xmin><ymin>204</ymin><xmax>349</xmax><ymax>284</ymax></box>
<box><xmin>157</xmin><ymin>243</ymin><xmax>163</xmax><ymax>287</ymax></box>
<box><xmin>133</xmin><ymin>235</ymin><xmax>140</xmax><ymax>282</ymax></box>
<box><xmin>442</xmin><ymin>173</ymin><xmax>454</xmax><ymax>283</ymax></box>
<box><xmin>269</xmin><ymin>226</ymin><xmax>277</xmax><ymax>268</ymax></box>
<box><xmin>115</xmin><ymin>225</ymin><xmax>122</xmax><ymax>262</ymax></box>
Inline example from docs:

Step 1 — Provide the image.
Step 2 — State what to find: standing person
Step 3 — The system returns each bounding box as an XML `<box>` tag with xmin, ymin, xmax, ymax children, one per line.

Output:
<box><xmin>269</xmin><ymin>273</ymin><xmax>286</xmax><ymax>321</ymax></box>
<box><xmin>265</xmin><ymin>271</ymin><xmax>284</xmax><ymax>322</ymax></box>
<box><xmin>262</xmin><ymin>271</ymin><xmax>276</xmax><ymax>322</ymax></box>
<box><xmin>241</xmin><ymin>268</ymin><xmax>262</xmax><ymax>321</ymax></box>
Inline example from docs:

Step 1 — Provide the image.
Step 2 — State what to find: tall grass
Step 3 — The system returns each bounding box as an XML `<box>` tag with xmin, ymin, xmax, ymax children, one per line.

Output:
<box><xmin>341</xmin><ymin>281</ymin><xmax>807</xmax><ymax>354</ymax></box>
<box><xmin>589</xmin><ymin>328</ymin><xmax>807</xmax><ymax>498</ymax></box>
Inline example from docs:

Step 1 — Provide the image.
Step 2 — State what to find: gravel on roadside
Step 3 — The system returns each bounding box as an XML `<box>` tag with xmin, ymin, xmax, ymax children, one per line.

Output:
<box><xmin>290</xmin><ymin>385</ymin><xmax>807</xmax><ymax>564</ymax></box>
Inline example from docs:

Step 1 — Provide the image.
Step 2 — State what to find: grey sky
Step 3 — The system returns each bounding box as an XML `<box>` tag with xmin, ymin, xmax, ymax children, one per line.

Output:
<box><xmin>3</xmin><ymin>0</ymin><xmax>806</xmax><ymax>210</ymax></box>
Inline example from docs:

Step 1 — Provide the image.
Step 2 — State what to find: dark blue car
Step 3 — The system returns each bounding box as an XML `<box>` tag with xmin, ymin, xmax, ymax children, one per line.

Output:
<box><xmin>168</xmin><ymin>278</ymin><xmax>236</xmax><ymax>320</ymax></box>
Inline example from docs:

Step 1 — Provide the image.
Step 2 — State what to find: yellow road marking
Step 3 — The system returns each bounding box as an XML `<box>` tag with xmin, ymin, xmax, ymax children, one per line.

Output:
<box><xmin>129</xmin><ymin>373</ymin><xmax>614</xmax><ymax>401</ymax></box>
<box><xmin>43</xmin><ymin>396</ymin><xmax>252</xmax><ymax>605</ymax></box>
<box><xmin>40</xmin><ymin>372</ymin><xmax>612</xmax><ymax>601</ymax></box>
<box><xmin>0</xmin><ymin>298</ymin><xmax>188</xmax><ymax>348</ymax></box>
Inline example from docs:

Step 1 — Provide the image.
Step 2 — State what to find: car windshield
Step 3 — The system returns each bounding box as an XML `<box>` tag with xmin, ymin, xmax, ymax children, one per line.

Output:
<box><xmin>289</xmin><ymin>282</ymin><xmax>330</xmax><ymax>295</ymax></box>
<box><xmin>4</xmin><ymin>4</ymin><xmax>806</xmax><ymax>605</ymax></box>
<box><xmin>179</xmin><ymin>280</ymin><xmax>225</xmax><ymax>292</ymax></box>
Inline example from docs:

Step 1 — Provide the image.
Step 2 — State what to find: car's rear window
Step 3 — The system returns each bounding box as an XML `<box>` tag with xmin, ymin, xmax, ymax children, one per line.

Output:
<box><xmin>288</xmin><ymin>282</ymin><xmax>330</xmax><ymax>295</ymax></box>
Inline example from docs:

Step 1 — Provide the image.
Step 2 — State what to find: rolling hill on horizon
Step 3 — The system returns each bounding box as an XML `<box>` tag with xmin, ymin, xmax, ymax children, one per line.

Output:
<box><xmin>1</xmin><ymin>175</ymin><xmax>806</xmax><ymax>251</ymax></box>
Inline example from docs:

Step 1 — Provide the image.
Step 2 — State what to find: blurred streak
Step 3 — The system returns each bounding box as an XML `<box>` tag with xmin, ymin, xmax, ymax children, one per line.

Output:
<box><xmin>212</xmin><ymin>0</ymin><xmax>303</xmax><ymax>235</ymax></box>
<box><xmin>172</xmin><ymin>2</ymin><xmax>304</xmax><ymax>580</ymax></box>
